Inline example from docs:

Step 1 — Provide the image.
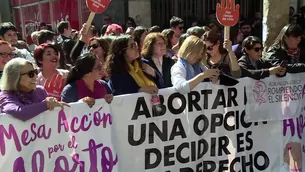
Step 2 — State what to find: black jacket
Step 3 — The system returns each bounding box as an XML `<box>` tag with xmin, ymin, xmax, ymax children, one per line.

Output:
<box><xmin>142</xmin><ymin>56</ymin><xmax>175</xmax><ymax>88</ymax></box>
<box><xmin>265</xmin><ymin>45</ymin><xmax>305</xmax><ymax>73</ymax></box>
<box><xmin>238</xmin><ymin>55</ymin><xmax>273</xmax><ymax>80</ymax></box>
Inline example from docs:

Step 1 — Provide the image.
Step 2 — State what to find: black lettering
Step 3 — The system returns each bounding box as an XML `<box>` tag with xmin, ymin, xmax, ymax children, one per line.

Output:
<box><xmin>244</xmin><ymin>87</ymin><xmax>247</xmax><ymax>105</ymax></box>
<box><xmin>242</xmin><ymin>154</ymin><xmax>253</xmax><ymax>172</ymax></box>
<box><xmin>254</xmin><ymin>151</ymin><xmax>269</xmax><ymax>170</ymax></box>
<box><xmin>210</xmin><ymin>138</ymin><xmax>216</xmax><ymax>156</ymax></box>
<box><xmin>193</xmin><ymin>114</ymin><xmax>209</xmax><ymax>136</ymax></box>
<box><xmin>224</xmin><ymin>111</ymin><xmax>235</xmax><ymax>131</ymax></box>
<box><xmin>169</xmin><ymin>119</ymin><xmax>186</xmax><ymax>140</ymax></box>
<box><xmin>212</xmin><ymin>89</ymin><xmax>226</xmax><ymax>109</ymax></box>
<box><xmin>188</xmin><ymin>91</ymin><xmax>202</xmax><ymax>112</ymax></box>
<box><xmin>201</xmin><ymin>90</ymin><xmax>212</xmax><ymax>109</ymax></box>
<box><xmin>240</xmin><ymin>110</ymin><xmax>252</xmax><ymax>129</ymax></box>
<box><xmin>219</xmin><ymin>159</ymin><xmax>229</xmax><ymax>171</ymax></box>
<box><xmin>218</xmin><ymin>136</ymin><xmax>230</xmax><ymax>156</ymax></box>
<box><xmin>228</xmin><ymin>87</ymin><xmax>238</xmax><ymax>107</ymax></box>
<box><xmin>164</xmin><ymin>145</ymin><xmax>175</xmax><ymax>166</ymax></box>
<box><xmin>237</xmin><ymin>133</ymin><xmax>244</xmax><ymax>152</ymax></box>
<box><xmin>210</xmin><ymin>113</ymin><xmax>223</xmax><ymax>133</ymax></box>
<box><xmin>197</xmin><ymin>139</ymin><xmax>209</xmax><ymax>160</ymax></box>
<box><xmin>168</xmin><ymin>93</ymin><xmax>186</xmax><ymax>114</ymax></box>
<box><xmin>132</xmin><ymin>97</ymin><xmax>151</xmax><ymax>120</ymax></box>
<box><xmin>202</xmin><ymin>161</ymin><xmax>216</xmax><ymax>172</ymax></box>
<box><xmin>230</xmin><ymin>156</ymin><xmax>240</xmax><ymax>172</ymax></box>
<box><xmin>128</xmin><ymin>124</ymin><xmax>146</xmax><ymax>146</ymax></box>
<box><xmin>196</xmin><ymin>162</ymin><xmax>203</xmax><ymax>172</ymax></box>
<box><xmin>245</xmin><ymin>131</ymin><xmax>253</xmax><ymax>151</ymax></box>
<box><xmin>145</xmin><ymin>148</ymin><xmax>161</xmax><ymax>169</ymax></box>
<box><xmin>149</xmin><ymin>121</ymin><xmax>167</xmax><ymax>144</ymax></box>
<box><xmin>177</xmin><ymin>142</ymin><xmax>189</xmax><ymax>163</ymax></box>
<box><xmin>191</xmin><ymin>141</ymin><xmax>196</xmax><ymax>162</ymax></box>
<box><xmin>180</xmin><ymin>167</ymin><xmax>193</xmax><ymax>172</ymax></box>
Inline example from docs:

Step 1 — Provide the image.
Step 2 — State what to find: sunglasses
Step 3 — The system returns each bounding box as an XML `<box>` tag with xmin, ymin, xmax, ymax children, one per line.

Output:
<box><xmin>253</xmin><ymin>47</ymin><xmax>263</xmax><ymax>52</ymax></box>
<box><xmin>207</xmin><ymin>43</ymin><xmax>217</xmax><ymax>51</ymax></box>
<box><xmin>88</xmin><ymin>44</ymin><xmax>100</xmax><ymax>50</ymax></box>
<box><xmin>21</xmin><ymin>69</ymin><xmax>38</xmax><ymax>78</ymax></box>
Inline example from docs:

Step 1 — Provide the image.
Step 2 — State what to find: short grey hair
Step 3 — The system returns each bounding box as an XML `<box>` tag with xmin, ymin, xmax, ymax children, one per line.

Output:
<box><xmin>1</xmin><ymin>58</ymin><xmax>33</xmax><ymax>91</ymax></box>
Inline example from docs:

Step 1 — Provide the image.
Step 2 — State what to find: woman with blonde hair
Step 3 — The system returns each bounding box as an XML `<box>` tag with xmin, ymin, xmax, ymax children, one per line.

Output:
<box><xmin>171</xmin><ymin>35</ymin><xmax>219</xmax><ymax>94</ymax></box>
<box><xmin>0</xmin><ymin>58</ymin><xmax>69</xmax><ymax>121</ymax></box>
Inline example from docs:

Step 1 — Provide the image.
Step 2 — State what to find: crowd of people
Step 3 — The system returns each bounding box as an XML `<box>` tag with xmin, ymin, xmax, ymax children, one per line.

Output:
<box><xmin>0</xmin><ymin>10</ymin><xmax>304</xmax><ymax>122</ymax></box>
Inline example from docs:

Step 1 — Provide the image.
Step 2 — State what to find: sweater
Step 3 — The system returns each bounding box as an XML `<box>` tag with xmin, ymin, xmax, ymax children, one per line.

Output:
<box><xmin>0</xmin><ymin>86</ymin><xmax>48</xmax><ymax>121</ymax></box>
<box><xmin>61</xmin><ymin>80</ymin><xmax>112</xmax><ymax>103</ymax></box>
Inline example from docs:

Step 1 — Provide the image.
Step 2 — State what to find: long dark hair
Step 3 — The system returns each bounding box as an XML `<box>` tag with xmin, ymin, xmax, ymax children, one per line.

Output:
<box><xmin>134</xmin><ymin>26</ymin><xmax>147</xmax><ymax>46</ymax></box>
<box><xmin>202</xmin><ymin>30</ymin><xmax>227</xmax><ymax>55</ymax></box>
<box><xmin>66</xmin><ymin>53</ymin><xmax>97</xmax><ymax>84</ymax></box>
<box><xmin>272</xmin><ymin>24</ymin><xmax>303</xmax><ymax>50</ymax></box>
<box><xmin>105</xmin><ymin>35</ymin><xmax>132</xmax><ymax>76</ymax></box>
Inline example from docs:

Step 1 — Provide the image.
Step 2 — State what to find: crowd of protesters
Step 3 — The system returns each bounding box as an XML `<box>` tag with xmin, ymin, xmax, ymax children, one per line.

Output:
<box><xmin>0</xmin><ymin>7</ymin><xmax>305</xmax><ymax>122</ymax></box>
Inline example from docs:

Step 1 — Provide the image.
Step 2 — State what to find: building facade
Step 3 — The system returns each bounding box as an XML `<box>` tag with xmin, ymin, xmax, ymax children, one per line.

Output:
<box><xmin>0</xmin><ymin>0</ymin><xmax>303</xmax><ymax>43</ymax></box>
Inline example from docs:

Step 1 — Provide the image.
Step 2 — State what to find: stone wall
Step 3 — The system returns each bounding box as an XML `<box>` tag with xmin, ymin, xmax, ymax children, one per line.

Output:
<box><xmin>262</xmin><ymin>0</ymin><xmax>290</xmax><ymax>50</ymax></box>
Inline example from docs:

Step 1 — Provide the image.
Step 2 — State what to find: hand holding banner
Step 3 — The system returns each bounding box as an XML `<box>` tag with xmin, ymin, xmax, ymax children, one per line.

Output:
<box><xmin>216</xmin><ymin>0</ymin><xmax>240</xmax><ymax>40</ymax></box>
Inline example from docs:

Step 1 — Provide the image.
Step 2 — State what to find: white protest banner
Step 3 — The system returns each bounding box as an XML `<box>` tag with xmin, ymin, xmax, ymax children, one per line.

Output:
<box><xmin>244</xmin><ymin>73</ymin><xmax>305</xmax><ymax>121</ymax></box>
<box><xmin>0</xmin><ymin>77</ymin><xmax>304</xmax><ymax>171</ymax></box>
<box><xmin>0</xmin><ymin>100</ymin><xmax>118</xmax><ymax>171</ymax></box>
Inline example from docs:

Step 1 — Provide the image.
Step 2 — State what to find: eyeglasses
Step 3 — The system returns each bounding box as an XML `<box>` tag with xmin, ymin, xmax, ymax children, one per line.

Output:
<box><xmin>253</xmin><ymin>47</ymin><xmax>263</xmax><ymax>52</ymax></box>
<box><xmin>123</xmin><ymin>42</ymin><xmax>138</xmax><ymax>50</ymax></box>
<box><xmin>207</xmin><ymin>43</ymin><xmax>216</xmax><ymax>51</ymax></box>
<box><xmin>88</xmin><ymin>44</ymin><xmax>100</xmax><ymax>50</ymax></box>
<box><xmin>0</xmin><ymin>52</ymin><xmax>15</xmax><ymax>58</ymax></box>
<box><xmin>21</xmin><ymin>69</ymin><xmax>38</xmax><ymax>78</ymax></box>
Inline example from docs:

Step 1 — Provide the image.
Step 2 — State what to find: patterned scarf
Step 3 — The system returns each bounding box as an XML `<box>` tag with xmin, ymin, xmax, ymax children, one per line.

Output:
<box><xmin>286</xmin><ymin>48</ymin><xmax>300</xmax><ymax>63</ymax></box>
<box><xmin>128</xmin><ymin>60</ymin><xmax>156</xmax><ymax>87</ymax></box>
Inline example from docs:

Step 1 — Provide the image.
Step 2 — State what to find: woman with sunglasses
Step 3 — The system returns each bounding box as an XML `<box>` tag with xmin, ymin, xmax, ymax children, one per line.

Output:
<box><xmin>70</xmin><ymin>24</ymin><xmax>101</xmax><ymax>63</ymax></box>
<box><xmin>105</xmin><ymin>35</ymin><xmax>159</xmax><ymax>95</ymax></box>
<box><xmin>202</xmin><ymin>30</ymin><xmax>241</xmax><ymax>80</ymax></box>
<box><xmin>61</xmin><ymin>53</ymin><xmax>113</xmax><ymax>106</ymax></box>
<box><xmin>34</xmin><ymin>43</ymin><xmax>69</xmax><ymax>100</ymax></box>
<box><xmin>0</xmin><ymin>58</ymin><xmax>69</xmax><ymax>122</ymax></box>
<box><xmin>171</xmin><ymin>35</ymin><xmax>220</xmax><ymax>94</ymax></box>
<box><xmin>238</xmin><ymin>36</ymin><xmax>285</xmax><ymax>80</ymax></box>
<box><xmin>265</xmin><ymin>24</ymin><xmax>305</xmax><ymax>73</ymax></box>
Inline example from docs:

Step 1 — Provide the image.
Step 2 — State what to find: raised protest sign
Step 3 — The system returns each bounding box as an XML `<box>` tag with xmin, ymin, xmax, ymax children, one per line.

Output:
<box><xmin>0</xmin><ymin>75</ymin><xmax>304</xmax><ymax>171</ymax></box>
<box><xmin>216</xmin><ymin>0</ymin><xmax>240</xmax><ymax>40</ymax></box>
<box><xmin>85</xmin><ymin>0</ymin><xmax>111</xmax><ymax>33</ymax></box>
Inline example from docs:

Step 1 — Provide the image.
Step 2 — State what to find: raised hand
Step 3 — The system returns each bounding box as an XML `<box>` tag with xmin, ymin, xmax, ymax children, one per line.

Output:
<box><xmin>44</xmin><ymin>74</ymin><xmax>66</xmax><ymax>100</ymax></box>
<box><xmin>216</xmin><ymin>0</ymin><xmax>240</xmax><ymax>26</ymax></box>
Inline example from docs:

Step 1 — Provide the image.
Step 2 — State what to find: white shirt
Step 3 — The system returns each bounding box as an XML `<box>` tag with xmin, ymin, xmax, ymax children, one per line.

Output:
<box><xmin>152</xmin><ymin>57</ymin><xmax>163</xmax><ymax>74</ymax></box>
<box><xmin>171</xmin><ymin>60</ymin><xmax>191</xmax><ymax>94</ymax></box>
